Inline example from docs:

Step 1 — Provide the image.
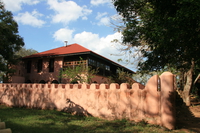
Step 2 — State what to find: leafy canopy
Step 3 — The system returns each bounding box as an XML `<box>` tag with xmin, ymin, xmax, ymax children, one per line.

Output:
<box><xmin>113</xmin><ymin>0</ymin><xmax>200</xmax><ymax>72</ymax></box>
<box><xmin>108</xmin><ymin>68</ymin><xmax>135</xmax><ymax>85</ymax></box>
<box><xmin>0</xmin><ymin>1</ymin><xmax>24</xmax><ymax>73</ymax></box>
<box><xmin>15</xmin><ymin>47</ymin><xmax>38</xmax><ymax>57</ymax></box>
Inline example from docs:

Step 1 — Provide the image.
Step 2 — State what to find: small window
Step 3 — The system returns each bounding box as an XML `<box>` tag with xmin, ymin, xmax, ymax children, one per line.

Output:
<box><xmin>157</xmin><ymin>78</ymin><xmax>161</xmax><ymax>91</ymax></box>
<box><xmin>37</xmin><ymin>59</ymin><xmax>43</xmax><ymax>73</ymax></box>
<box><xmin>49</xmin><ymin>58</ymin><xmax>54</xmax><ymax>72</ymax></box>
<box><xmin>105</xmin><ymin>65</ymin><xmax>110</xmax><ymax>71</ymax></box>
<box><xmin>97</xmin><ymin>62</ymin><xmax>100</xmax><ymax>67</ymax></box>
<box><xmin>88</xmin><ymin>58</ymin><xmax>96</xmax><ymax>66</ymax></box>
<box><xmin>100</xmin><ymin>63</ymin><xmax>104</xmax><ymax>68</ymax></box>
<box><xmin>27</xmin><ymin>60</ymin><xmax>32</xmax><ymax>73</ymax></box>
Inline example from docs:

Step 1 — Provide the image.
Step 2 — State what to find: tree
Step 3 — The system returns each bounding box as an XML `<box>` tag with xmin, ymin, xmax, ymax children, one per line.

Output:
<box><xmin>108</xmin><ymin>68</ymin><xmax>135</xmax><ymax>85</ymax></box>
<box><xmin>113</xmin><ymin>0</ymin><xmax>200</xmax><ymax>106</ymax></box>
<box><xmin>15</xmin><ymin>47</ymin><xmax>38</xmax><ymax>57</ymax></box>
<box><xmin>0</xmin><ymin>1</ymin><xmax>24</xmax><ymax>80</ymax></box>
<box><xmin>132</xmin><ymin>72</ymin><xmax>154</xmax><ymax>85</ymax></box>
<box><xmin>61</xmin><ymin>58</ymin><xmax>98</xmax><ymax>84</ymax></box>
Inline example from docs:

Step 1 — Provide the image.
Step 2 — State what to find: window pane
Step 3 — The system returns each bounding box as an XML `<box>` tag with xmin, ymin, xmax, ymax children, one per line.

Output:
<box><xmin>27</xmin><ymin>60</ymin><xmax>31</xmax><ymax>73</ymax></box>
<box><xmin>49</xmin><ymin>58</ymin><xmax>54</xmax><ymax>72</ymax></box>
<box><xmin>37</xmin><ymin>59</ymin><xmax>43</xmax><ymax>73</ymax></box>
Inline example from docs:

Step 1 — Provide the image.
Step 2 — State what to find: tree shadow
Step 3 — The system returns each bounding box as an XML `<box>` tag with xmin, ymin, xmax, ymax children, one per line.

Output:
<box><xmin>0</xmin><ymin>105</ymin><xmax>144</xmax><ymax>133</ymax></box>
<box><xmin>62</xmin><ymin>98</ymin><xmax>91</xmax><ymax>116</ymax></box>
<box><xmin>175</xmin><ymin>91</ymin><xmax>200</xmax><ymax>132</ymax></box>
<box><xmin>0</xmin><ymin>88</ymin><xmax>8</xmax><ymax>100</ymax></box>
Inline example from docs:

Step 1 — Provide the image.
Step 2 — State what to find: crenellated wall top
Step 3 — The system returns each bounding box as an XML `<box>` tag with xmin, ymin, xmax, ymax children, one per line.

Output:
<box><xmin>0</xmin><ymin>83</ymin><xmax>143</xmax><ymax>90</ymax></box>
<box><xmin>0</xmin><ymin>72</ymin><xmax>174</xmax><ymax>92</ymax></box>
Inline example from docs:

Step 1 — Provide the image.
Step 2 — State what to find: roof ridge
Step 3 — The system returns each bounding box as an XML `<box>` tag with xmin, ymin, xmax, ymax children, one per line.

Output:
<box><xmin>22</xmin><ymin>43</ymin><xmax>91</xmax><ymax>59</ymax></box>
<box><xmin>70</xmin><ymin>43</ymin><xmax>91</xmax><ymax>51</ymax></box>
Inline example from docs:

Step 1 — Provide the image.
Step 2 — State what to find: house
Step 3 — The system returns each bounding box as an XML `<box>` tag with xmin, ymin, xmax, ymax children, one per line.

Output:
<box><xmin>10</xmin><ymin>43</ymin><xmax>135</xmax><ymax>84</ymax></box>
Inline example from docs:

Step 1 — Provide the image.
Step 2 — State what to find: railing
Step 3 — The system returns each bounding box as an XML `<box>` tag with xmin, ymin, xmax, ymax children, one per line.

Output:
<box><xmin>63</xmin><ymin>60</ymin><xmax>87</xmax><ymax>66</ymax></box>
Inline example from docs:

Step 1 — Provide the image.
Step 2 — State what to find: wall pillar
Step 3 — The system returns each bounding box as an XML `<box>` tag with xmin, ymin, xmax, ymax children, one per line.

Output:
<box><xmin>160</xmin><ymin>72</ymin><xmax>176</xmax><ymax>129</ymax></box>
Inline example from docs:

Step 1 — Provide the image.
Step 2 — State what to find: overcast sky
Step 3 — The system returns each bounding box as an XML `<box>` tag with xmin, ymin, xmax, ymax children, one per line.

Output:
<box><xmin>2</xmin><ymin>0</ymin><xmax>137</xmax><ymax>71</ymax></box>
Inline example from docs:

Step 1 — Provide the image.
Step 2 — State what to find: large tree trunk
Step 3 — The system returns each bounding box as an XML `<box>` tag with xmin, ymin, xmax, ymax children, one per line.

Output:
<box><xmin>182</xmin><ymin>60</ymin><xmax>195</xmax><ymax>106</ymax></box>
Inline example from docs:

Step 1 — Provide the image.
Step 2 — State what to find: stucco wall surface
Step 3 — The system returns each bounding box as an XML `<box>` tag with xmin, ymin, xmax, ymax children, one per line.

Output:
<box><xmin>0</xmin><ymin>72</ymin><xmax>176</xmax><ymax>129</ymax></box>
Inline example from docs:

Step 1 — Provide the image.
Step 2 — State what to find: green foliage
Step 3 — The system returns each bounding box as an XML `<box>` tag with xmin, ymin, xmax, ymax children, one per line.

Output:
<box><xmin>108</xmin><ymin>68</ymin><xmax>135</xmax><ymax>85</ymax></box>
<box><xmin>132</xmin><ymin>68</ymin><xmax>180</xmax><ymax>85</ymax></box>
<box><xmin>61</xmin><ymin>58</ymin><xmax>98</xmax><ymax>84</ymax></box>
<box><xmin>15</xmin><ymin>47</ymin><xmax>38</xmax><ymax>57</ymax></box>
<box><xmin>113</xmin><ymin>0</ymin><xmax>200</xmax><ymax>105</ymax></box>
<box><xmin>0</xmin><ymin>1</ymin><xmax>24</xmax><ymax>76</ymax></box>
<box><xmin>113</xmin><ymin>0</ymin><xmax>200</xmax><ymax>72</ymax></box>
<box><xmin>132</xmin><ymin>72</ymin><xmax>154</xmax><ymax>85</ymax></box>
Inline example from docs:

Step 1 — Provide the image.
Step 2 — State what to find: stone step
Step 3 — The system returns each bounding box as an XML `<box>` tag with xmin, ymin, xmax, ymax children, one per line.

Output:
<box><xmin>0</xmin><ymin>122</ymin><xmax>5</xmax><ymax>129</ymax></box>
<box><xmin>0</xmin><ymin>129</ymin><xmax>12</xmax><ymax>133</ymax></box>
<box><xmin>0</xmin><ymin>119</ymin><xmax>12</xmax><ymax>133</ymax></box>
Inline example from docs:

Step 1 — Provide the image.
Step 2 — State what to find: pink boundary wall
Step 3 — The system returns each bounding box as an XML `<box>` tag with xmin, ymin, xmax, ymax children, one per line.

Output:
<box><xmin>0</xmin><ymin>72</ymin><xmax>176</xmax><ymax>129</ymax></box>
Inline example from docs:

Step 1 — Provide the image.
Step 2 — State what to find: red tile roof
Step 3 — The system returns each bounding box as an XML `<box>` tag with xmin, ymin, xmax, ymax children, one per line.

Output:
<box><xmin>23</xmin><ymin>43</ymin><xmax>91</xmax><ymax>58</ymax></box>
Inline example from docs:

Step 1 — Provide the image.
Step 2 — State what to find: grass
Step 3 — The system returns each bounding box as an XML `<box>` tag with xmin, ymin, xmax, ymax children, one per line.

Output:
<box><xmin>0</xmin><ymin>105</ymin><xmax>184</xmax><ymax>133</ymax></box>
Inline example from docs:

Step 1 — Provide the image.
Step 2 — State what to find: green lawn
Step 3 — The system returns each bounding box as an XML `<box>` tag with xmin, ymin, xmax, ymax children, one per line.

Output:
<box><xmin>0</xmin><ymin>105</ymin><xmax>184</xmax><ymax>133</ymax></box>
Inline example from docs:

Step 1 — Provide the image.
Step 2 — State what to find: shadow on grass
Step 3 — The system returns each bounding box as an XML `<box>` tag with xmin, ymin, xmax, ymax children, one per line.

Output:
<box><xmin>0</xmin><ymin>105</ymin><xmax>143</xmax><ymax>133</ymax></box>
<box><xmin>5</xmin><ymin>120</ymin><xmax>143</xmax><ymax>133</ymax></box>
<box><xmin>3</xmin><ymin>99</ymin><xmax>198</xmax><ymax>133</ymax></box>
<box><xmin>175</xmin><ymin>92</ymin><xmax>200</xmax><ymax>133</ymax></box>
